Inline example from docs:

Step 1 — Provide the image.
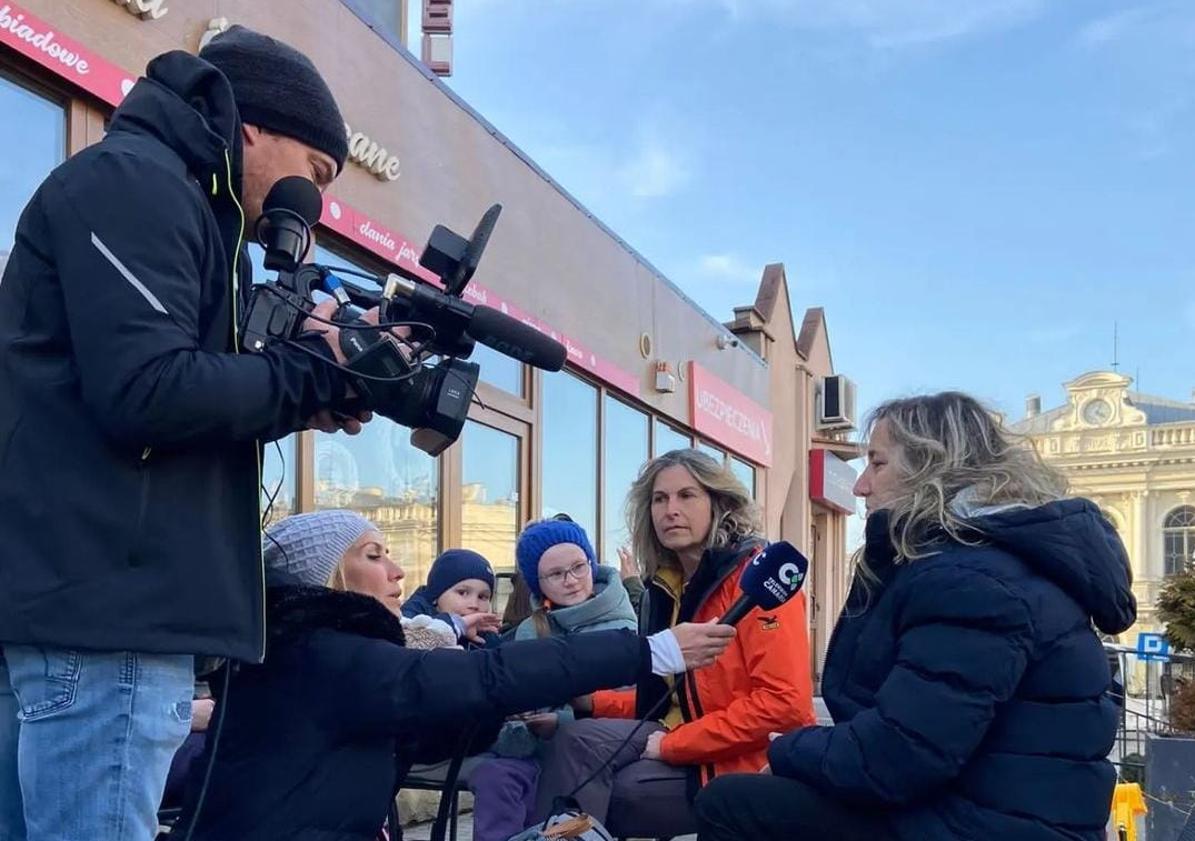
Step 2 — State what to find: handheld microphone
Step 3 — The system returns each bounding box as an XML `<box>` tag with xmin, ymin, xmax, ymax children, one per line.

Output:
<box><xmin>720</xmin><ymin>541</ymin><xmax>809</xmax><ymax>626</ymax></box>
<box><xmin>258</xmin><ymin>176</ymin><xmax>322</xmax><ymax>272</ymax></box>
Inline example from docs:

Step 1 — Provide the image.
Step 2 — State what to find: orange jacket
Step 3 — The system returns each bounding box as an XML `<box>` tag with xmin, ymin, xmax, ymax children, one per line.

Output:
<box><xmin>593</xmin><ymin>540</ymin><xmax>815</xmax><ymax>787</ymax></box>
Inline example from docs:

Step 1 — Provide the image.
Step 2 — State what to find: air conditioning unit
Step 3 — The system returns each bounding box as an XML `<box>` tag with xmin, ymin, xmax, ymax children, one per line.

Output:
<box><xmin>818</xmin><ymin>375</ymin><xmax>857</xmax><ymax>431</ymax></box>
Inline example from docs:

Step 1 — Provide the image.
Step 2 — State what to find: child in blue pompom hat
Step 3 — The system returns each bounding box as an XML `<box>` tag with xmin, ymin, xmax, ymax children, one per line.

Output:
<box><xmin>403</xmin><ymin>547</ymin><xmax>535</xmax><ymax>841</ymax></box>
<box><xmin>402</xmin><ymin>548</ymin><xmax>502</xmax><ymax>648</ymax></box>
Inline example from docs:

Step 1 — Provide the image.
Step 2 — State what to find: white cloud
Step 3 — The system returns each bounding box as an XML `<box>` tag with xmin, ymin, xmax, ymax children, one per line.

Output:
<box><xmin>479</xmin><ymin>0</ymin><xmax>1046</xmax><ymax>47</ymax></box>
<box><xmin>1127</xmin><ymin>97</ymin><xmax>1192</xmax><ymax>159</ymax></box>
<box><xmin>664</xmin><ymin>0</ymin><xmax>1046</xmax><ymax>46</ymax></box>
<box><xmin>1067</xmin><ymin>4</ymin><xmax>1195</xmax><ymax>160</ymax></box>
<box><xmin>696</xmin><ymin>253</ymin><xmax>763</xmax><ymax>285</ymax></box>
<box><xmin>618</xmin><ymin>131</ymin><xmax>694</xmax><ymax>199</ymax></box>
<box><xmin>1076</xmin><ymin>7</ymin><xmax>1151</xmax><ymax>49</ymax></box>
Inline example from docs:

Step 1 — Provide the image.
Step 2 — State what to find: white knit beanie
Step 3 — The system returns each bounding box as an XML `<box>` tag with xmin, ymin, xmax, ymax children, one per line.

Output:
<box><xmin>262</xmin><ymin>510</ymin><xmax>377</xmax><ymax>587</ymax></box>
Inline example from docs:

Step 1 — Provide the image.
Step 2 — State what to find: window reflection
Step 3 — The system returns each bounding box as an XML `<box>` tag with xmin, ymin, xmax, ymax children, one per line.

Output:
<box><xmin>461</xmin><ymin>421</ymin><xmax>521</xmax><ymax>574</ymax></box>
<box><xmin>252</xmin><ymin>240</ymin><xmax>442</xmax><ymax>582</ymax></box>
<box><xmin>261</xmin><ymin>436</ymin><xmax>296</xmax><ymax>528</ymax></box>
<box><xmin>654</xmin><ymin>420</ymin><xmax>691</xmax><ymax>456</ymax></box>
<box><xmin>697</xmin><ymin>441</ymin><xmax>726</xmax><ymax>464</ymax></box>
<box><xmin>314</xmin><ymin>421</ymin><xmax>440</xmax><ymax>583</ymax></box>
<box><xmin>542</xmin><ymin>372</ymin><xmax>598</xmax><ymax>538</ymax></box>
<box><xmin>603</xmin><ymin>397</ymin><xmax>649</xmax><ymax>566</ymax></box>
<box><xmin>0</xmin><ymin>73</ymin><xmax>64</xmax><ymax>259</ymax></box>
<box><xmin>472</xmin><ymin>342</ymin><xmax>523</xmax><ymax>395</ymax></box>
<box><xmin>731</xmin><ymin>457</ymin><xmax>757</xmax><ymax>500</ymax></box>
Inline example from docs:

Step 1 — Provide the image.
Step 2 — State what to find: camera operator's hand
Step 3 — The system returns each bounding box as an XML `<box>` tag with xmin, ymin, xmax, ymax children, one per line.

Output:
<box><xmin>303</xmin><ymin>300</ymin><xmax>413</xmax><ymax>364</ymax></box>
<box><xmin>304</xmin><ymin>408</ymin><xmax>370</xmax><ymax>435</ymax></box>
<box><xmin>191</xmin><ymin>698</ymin><xmax>215</xmax><ymax>733</ymax></box>
<box><xmin>302</xmin><ymin>301</ymin><xmax>419</xmax><ymax>434</ymax></box>
<box><xmin>671</xmin><ymin>620</ymin><xmax>736</xmax><ymax>670</ymax></box>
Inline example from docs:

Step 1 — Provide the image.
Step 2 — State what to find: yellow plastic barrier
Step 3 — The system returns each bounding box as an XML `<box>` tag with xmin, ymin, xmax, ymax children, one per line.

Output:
<box><xmin>1110</xmin><ymin>783</ymin><xmax>1147</xmax><ymax>841</ymax></box>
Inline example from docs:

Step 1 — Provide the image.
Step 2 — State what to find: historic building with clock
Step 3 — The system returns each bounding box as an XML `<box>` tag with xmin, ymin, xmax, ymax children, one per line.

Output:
<box><xmin>1012</xmin><ymin>371</ymin><xmax>1195</xmax><ymax>642</ymax></box>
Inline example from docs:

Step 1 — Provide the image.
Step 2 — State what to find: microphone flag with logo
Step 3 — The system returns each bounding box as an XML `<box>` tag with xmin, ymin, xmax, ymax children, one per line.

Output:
<box><xmin>719</xmin><ymin>541</ymin><xmax>809</xmax><ymax>627</ymax></box>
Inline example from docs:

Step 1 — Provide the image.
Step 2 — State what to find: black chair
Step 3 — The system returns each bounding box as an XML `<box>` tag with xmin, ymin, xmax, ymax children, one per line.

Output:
<box><xmin>399</xmin><ymin>769</ymin><xmax>466</xmax><ymax>841</ymax></box>
<box><xmin>397</xmin><ymin>724</ymin><xmax>480</xmax><ymax>841</ymax></box>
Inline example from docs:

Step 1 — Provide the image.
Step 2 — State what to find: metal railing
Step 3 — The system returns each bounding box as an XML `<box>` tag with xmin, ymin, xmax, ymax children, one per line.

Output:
<box><xmin>1105</xmin><ymin>644</ymin><xmax>1195</xmax><ymax>841</ymax></box>
<box><xmin>1105</xmin><ymin>645</ymin><xmax>1195</xmax><ymax>782</ymax></box>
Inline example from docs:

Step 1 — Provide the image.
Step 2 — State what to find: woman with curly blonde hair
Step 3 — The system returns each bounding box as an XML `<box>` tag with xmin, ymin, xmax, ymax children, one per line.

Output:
<box><xmin>695</xmin><ymin>391</ymin><xmax>1137</xmax><ymax>841</ymax></box>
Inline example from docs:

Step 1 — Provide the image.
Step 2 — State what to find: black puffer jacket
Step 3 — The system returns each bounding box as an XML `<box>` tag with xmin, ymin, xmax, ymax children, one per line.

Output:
<box><xmin>770</xmin><ymin>499</ymin><xmax>1136</xmax><ymax>841</ymax></box>
<box><xmin>0</xmin><ymin>51</ymin><xmax>353</xmax><ymax>660</ymax></box>
<box><xmin>180</xmin><ymin>585</ymin><xmax>650</xmax><ymax>841</ymax></box>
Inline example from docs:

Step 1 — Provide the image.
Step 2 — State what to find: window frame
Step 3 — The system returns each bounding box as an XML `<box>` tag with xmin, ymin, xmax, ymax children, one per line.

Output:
<box><xmin>1163</xmin><ymin>505</ymin><xmax>1195</xmax><ymax>577</ymax></box>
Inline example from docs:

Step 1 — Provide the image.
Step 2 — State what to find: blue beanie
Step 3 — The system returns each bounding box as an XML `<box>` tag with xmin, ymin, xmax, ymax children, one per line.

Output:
<box><xmin>516</xmin><ymin>520</ymin><xmax>597</xmax><ymax>598</ymax></box>
<box><xmin>427</xmin><ymin>549</ymin><xmax>495</xmax><ymax>601</ymax></box>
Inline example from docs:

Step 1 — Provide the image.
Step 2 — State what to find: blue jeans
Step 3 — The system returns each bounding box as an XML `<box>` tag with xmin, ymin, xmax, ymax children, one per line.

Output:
<box><xmin>0</xmin><ymin>645</ymin><xmax>194</xmax><ymax>841</ymax></box>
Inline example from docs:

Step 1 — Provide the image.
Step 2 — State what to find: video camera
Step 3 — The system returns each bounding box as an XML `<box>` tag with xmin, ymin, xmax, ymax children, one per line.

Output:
<box><xmin>239</xmin><ymin>176</ymin><xmax>566</xmax><ymax>455</ymax></box>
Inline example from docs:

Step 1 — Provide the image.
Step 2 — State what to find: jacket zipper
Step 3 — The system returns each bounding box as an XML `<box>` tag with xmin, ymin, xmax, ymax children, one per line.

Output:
<box><xmin>221</xmin><ymin>150</ymin><xmax>266</xmax><ymax>663</ymax></box>
<box><xmin>133</xmin><ymin>447</ymin><xmax>152</xmax><ymax>566</ymax></box>
<box><xmin>675</xmin><ymin>544</ymin><xmax>760</xmax><ymax>785</ymax></box>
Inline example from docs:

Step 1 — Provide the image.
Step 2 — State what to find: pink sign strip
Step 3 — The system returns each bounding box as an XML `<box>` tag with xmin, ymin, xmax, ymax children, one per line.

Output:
<box><xmin>461</xmin><ymin>283</ymin><xmax>641</xmax><ymax>396</ymax></box>
<box><xmin>319</xmin><ymin>197</ymin><xmax>441</xmax><ymax>286</ymax></box>
<box><xmin>0</xmin><ymin>0</ymin><xmax>642</xmax><ymax>399</ymax></box>
<box><xmin>689</xmin><ymin>362</ymin><xmax>774</xmax><ymax>466</ymax></box>
<box><xmin>0</xmin><ymin>2</ymin><xmax>133</xmax><ymax>106</ymax></box>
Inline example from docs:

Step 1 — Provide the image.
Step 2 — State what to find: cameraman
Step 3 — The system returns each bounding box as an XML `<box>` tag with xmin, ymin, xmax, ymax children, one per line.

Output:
<box><xmin>0</xmin><ymin>26</ymin><xmax>377</xmax><ymax>841</ymax></box>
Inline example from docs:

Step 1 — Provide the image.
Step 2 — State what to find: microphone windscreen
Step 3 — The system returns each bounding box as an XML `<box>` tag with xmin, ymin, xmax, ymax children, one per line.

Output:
<box><xmin>262</xmin><ymin>175</ymin><xmax>323</xmax><ymax>225</ymax></box>
<box><xmin>468</xmin><ymin>306</ymin><xmax>567</xmax><ymax>371</ymax></box>
<box><xmin>738</xmin><ymin>541</ymin><xmax>809</xmax><ymax>611</ymax></box>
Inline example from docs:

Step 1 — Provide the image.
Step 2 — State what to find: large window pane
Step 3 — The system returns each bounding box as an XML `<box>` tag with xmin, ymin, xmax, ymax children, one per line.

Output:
<box><xmin>654</xmin><ymin>419</ymin><xmax>691</xmax><ymax>456</ymax></box>
<box><xmin>461</xmin><ymin>421</ymin><xmax>521</xmax><ymax>574</ymax></box>
<box><xmin>261</xmin><ymin>435</ymin><xmax>296</xmax><ymax>528</ymax></box>
<box><xmin>0</xmin><ymin>74</ymin><xmax>64</xmax><ymax>259</ymax></box>
<box><xmin>603</xmin><ymin>397</ymin><xmax>649</xmax><ymax>566</ymax></box>
<box><xmin>472</xmin><ymin>342</ymin><xmax>523</xmax><ymax>395</ymax></box>
<box><xmin>314</xmin><ymin>423</ymin><xmax>440</xmax><ymax>584</ymax></box>
<box><xmin>697</xmin><ymin>441</ymin><xmax>726</xmax><ymax>464</ymax></box>
<box><xmin>542</xmin><ymin>372</ymin><xmax>598</xmax><ymax>538</ymax></box>
<box><xmin>731</xmin><ymin>457</ymin><xmax>757</xmax><ymax>501</ymax></box>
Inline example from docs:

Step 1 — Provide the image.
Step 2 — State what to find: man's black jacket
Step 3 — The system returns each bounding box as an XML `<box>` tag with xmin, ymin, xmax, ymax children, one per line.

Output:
<box><xmin>0</xmin><ymin>51</ymin><xmax>353</xmax><ymax>661</ymax></box>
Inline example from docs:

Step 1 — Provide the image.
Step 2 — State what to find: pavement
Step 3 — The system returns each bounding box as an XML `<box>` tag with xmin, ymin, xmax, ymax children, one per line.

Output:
<box><xmin>406</xmin><ymin>815</ymin><xmax>698</xmax><ymax>841</ymax></box>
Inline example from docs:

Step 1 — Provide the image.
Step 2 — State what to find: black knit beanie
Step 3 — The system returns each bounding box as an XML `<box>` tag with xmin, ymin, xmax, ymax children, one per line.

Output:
<box><xmin>200</xmin><ymin>25</ymin><xmax>348</xmax><ymax>173</ymax></box>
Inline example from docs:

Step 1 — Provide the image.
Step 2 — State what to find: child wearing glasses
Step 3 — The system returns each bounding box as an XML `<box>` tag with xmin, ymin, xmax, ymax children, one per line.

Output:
<box><xmin>400</xmin><ymin>525</ymin><xmax>635</xmax><ymax>841</ymax></box>
<box><xmin>514</xmin><ymin>516</ymin><xmax>638</xmax><ymax>646</ymax></box>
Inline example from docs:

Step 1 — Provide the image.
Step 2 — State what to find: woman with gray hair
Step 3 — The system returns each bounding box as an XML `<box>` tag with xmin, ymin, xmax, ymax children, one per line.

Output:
<box><xmin>695</xmin><ymin>391</ymin><xmax>1137</xmax><ymax>841</ymax></box>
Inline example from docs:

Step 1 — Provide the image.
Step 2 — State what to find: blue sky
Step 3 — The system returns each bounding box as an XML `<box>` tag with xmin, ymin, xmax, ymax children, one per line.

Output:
<box><xmin>435</xmin><ymin>0</ymin><xmax>1194</xmax><ymax>422</ymax></box>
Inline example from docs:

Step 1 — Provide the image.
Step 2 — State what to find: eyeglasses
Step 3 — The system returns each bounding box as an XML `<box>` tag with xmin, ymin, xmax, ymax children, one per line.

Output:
<box><xmin>539</xmin><ymin>560</ymin><xmax>591</xmax><ymax>587</ymax></box>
